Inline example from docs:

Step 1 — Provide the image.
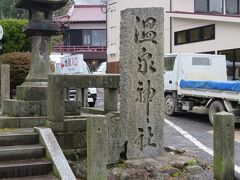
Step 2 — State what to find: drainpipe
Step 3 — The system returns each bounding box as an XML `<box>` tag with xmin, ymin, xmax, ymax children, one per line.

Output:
<box><xmin>170</xmin><ymin>0</ymin><xmax>173</xmax><ymax>53</ymax></box>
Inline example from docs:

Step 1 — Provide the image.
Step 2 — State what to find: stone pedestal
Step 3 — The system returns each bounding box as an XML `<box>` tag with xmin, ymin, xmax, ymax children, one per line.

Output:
<box><xmin>120</xmin><ymin>8</ymin><xmax>165</xmax><ymax>159</ymax></box>
<box><xmin>2</xmin><ymin>36</ymin><xmax>51</xmax><ymax>116</ymax></box>
<box><xmin>16</xmin><ymin>36</ymin><xmax>51</xmax><ymax>101</ymax></box>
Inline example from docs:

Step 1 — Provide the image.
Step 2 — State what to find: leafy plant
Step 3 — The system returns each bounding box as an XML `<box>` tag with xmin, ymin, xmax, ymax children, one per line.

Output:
<box><xmin>0</xmin><ymin>52</ymin><xmax>31</xmax><ymax>90</ymax></box>
<box><xmin>0</xmin><ymin>19</ymin><xmax>30</xmax><ymax>54</ymax></box>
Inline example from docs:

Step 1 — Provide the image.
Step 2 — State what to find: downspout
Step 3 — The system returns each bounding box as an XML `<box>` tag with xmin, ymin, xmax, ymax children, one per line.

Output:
<box><xmin>170</xmin><ymin>0</ymin><xmax>173</xmax><ymax>53</ymax></box>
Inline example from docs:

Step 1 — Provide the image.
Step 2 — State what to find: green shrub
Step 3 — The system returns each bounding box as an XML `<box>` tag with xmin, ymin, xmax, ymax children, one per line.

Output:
<box><xmin>0</xmin><ymin>19</ymin><xmax>30</xmax><ymax>53</ymax></box>
<box><xmin>0</xmin><ymin>52</ymin><xmax>31</xmax><ymax>90</ymax></box>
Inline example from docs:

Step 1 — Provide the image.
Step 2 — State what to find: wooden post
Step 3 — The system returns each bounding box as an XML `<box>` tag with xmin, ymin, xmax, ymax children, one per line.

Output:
<box><xmin>1</xmin><ymin>64</ymin><xmax>10</xmax><ymax>108</ymax></box>
<box><xmin>214</xmin><ymin>111</ymin><xmax>235</xmax><ymax>180</ymax></box>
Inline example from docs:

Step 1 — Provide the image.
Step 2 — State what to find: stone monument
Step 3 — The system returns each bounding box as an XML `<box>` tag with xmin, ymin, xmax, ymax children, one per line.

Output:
<box><xmin>120</xmin><ymin>8</ymin><xmax>165</xmax><ymax>159</ymax></box>
<box><xmin>2</xmin><ymin>0</ymin><xmax>68</xmax><ymax>117</ymax></box>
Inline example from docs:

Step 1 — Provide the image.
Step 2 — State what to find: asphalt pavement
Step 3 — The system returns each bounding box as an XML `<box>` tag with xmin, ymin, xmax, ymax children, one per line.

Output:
<box><xmin>165</xmin><ymin>113</ymin><xmax>240</xmax><ymax>179</ymax></box>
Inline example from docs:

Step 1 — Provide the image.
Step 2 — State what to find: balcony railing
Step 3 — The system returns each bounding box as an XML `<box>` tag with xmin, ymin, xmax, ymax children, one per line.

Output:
<box><xmin>52</xmin><ymin>45</ymin><xmax>107</xmax><ymax>53</ymax></box>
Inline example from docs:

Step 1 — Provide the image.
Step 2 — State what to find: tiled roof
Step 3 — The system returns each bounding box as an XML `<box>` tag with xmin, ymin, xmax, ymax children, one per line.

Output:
<box><xmin>54</xmin><ymin>5</ymin><xmax>106</xmax><ymax>23</ymax></box>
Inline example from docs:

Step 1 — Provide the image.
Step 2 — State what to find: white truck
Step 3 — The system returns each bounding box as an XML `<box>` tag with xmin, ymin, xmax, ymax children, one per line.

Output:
<box><xmin>164</xmin><ymin>53</ymin><xmax>240</xmax><ymax>124</ymax></box>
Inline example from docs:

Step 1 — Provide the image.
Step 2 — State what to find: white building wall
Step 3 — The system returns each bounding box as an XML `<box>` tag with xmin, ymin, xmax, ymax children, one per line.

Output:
<box><xmin>69</xmin><ymin>23</ymin><xmax>106</xmax><ymax>30</ymax></box>
<box><xmin>171</xmin><ymin>0</ymin><xmax>194</xmax><ymax>12</ymax></box>
<box><xmin>107</xmin><ymin>0</ymin><xmax>170</xmax><ymax>63</ymax></box>
<box><xmin>172</xmin><ymin>18</ymin><xmax>240</xmax><ymax>53</ymax></box>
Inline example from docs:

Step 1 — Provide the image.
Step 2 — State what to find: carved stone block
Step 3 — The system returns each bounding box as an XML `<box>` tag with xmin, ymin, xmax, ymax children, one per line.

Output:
<box><xmin>120</xmin><ymin>8</ymin><xmax>165</xmax><ymax>159</ymax></box>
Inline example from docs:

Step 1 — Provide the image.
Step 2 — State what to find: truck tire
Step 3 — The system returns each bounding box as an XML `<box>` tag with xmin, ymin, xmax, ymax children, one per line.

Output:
<box><xmin>165</xmin><ymin>95</ymin><xmax>175</xmax><ymax>116</ymax></box>
<box><xmin>209</xmin><ymin>100</ymin><xmax>225</xmax><ymax>125</ymax></box>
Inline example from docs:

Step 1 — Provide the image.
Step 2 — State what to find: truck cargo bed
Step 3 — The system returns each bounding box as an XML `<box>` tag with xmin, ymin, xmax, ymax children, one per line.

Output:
<box><xmin>178</xmin><ymin>80</ymin><xmax>240</xmax><ymax>102</ymax></box>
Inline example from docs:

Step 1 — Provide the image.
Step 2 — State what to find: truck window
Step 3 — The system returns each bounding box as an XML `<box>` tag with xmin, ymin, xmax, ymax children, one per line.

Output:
<box><xmin>164</xmin><ymin>57</ymin><xmax>175</xmax><ymax>71</ymax></box>
<box><xmin>192</xmin><ymin>57</ymin><xmax>211</xmax><ymax>66</ymax></box>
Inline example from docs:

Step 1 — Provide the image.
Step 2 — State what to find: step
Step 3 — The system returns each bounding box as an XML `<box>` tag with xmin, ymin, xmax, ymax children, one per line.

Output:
<box><xmin>0</xmin><ymin>159</ymin><xmax>52</xmax><ymax>178</ymax></box>
<box><xmin>7</xmin><ymin>174</ymin><xmax>59</xmax><ymax>180</ymax></box>
<box><xmin>0</xmin><ymin>145</ymin><xmax>45</xmax><ymax>161</ymax></box>
<box><xmin>0</xmin><ymin>130</ymin><xmax>39</xmax><ymax>146</ymax></box>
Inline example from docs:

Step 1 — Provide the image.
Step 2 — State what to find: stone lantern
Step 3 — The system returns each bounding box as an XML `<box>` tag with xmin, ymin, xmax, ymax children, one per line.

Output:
<box><xmin>2</xmin><ymin>0</ymin><xmax>68</xmax><ymax>117</ymax></box>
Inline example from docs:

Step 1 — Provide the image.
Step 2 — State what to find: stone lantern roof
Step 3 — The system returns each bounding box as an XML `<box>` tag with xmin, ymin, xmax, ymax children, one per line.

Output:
<box><xmin>16</xmin><ymin>0</ymin><xmax>68</xmax><ymax>11</ymax></box>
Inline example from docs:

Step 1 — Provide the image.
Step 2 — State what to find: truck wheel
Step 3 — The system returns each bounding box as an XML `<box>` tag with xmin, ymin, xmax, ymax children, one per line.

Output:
<box><xmin>209</xmin><ymin>100</ymin><xmax>225</xmax><ymax>125</ymax></box>
<box><xmin>165</xmin><ymin>95</ymin><xmax>175</xmax><ymax>116</ymax></box>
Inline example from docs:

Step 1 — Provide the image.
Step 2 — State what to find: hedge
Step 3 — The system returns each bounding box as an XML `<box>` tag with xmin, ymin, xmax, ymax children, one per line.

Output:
<box><xmin>0</xmin><ymin>52</ymin><xmax>31</xmax><ymax>90</ymax></box>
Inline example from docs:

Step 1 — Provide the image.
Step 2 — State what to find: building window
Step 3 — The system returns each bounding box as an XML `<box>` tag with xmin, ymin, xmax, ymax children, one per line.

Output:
<box><xmin>175</xmin><ymin>24</ymin><xmax>215</xmax><ymax>45</ymax></box>
<box><xmin>195</xmin><ymin>0</ymin><xmax>223</xmax><ymax>13</ymax></box>
<box><xmin>226</xmin><ymin>0</ymin><xmax>239</xmax><ymax>14</ymax></box>
<box><xmin>202</xmin><ymin>25</ymin><xmax>215</xmax><ymax>40</ymax></box>
<box><xmin>192</xmin><ymin>57</ymin><xmax>211</xmax><ymax>66</ymax></box>
<box><xmin>199</xmin><ymin>51</ymin><xmax>215</xmax><ymax>54</ymax></box>
<box><xmin>176</xmin><ymin>31</ymin><xmax>187</xmax><ymax>44</ymax></box>
<box><xmin>83</xmin><ymin>30</ymin><xmax>91</xmax><ymax>45</ymax></box>
<box><xmin>82</xmin><ymin>30</ymin><xmax>106</xmax><ymax>46</ymax></box>
<box><xmin>195</xmin><ymin>0</ymin><xmax>208</xmax><ymax>12</ymax></box>
<box><xmin>92</xmin><ymin>30</ymin><xmax>106</xmax><ymax>46</ymax></box>
<box><xmin>218</xmin><ymin>48</ymin><xmax>240</xmax><ymax>80</ymax></box>
<box><xmin>189</xmin><ymin>28</ymin><xmax>200</xmax><ymax>42</ymax></box>
<box><xmin>164</xmin><ymin>56</ymin><xmax>176</xmax><ymax>71</ymax></box>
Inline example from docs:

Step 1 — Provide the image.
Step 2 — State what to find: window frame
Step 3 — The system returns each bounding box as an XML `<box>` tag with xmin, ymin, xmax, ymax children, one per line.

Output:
<box><xmin>218</xmin><ymin>48</ymin><xmax>240</xmax><ymax>80</ymax></box>
<box><xmin>194</xmin><ymin>0</ymin><xmax>209</xmax><ymax>13</ymax></box>
<box><xmin>174</xmin><ymin>24</ymin><xmax>215</xmax><ymax>45</ymax></box>
<box><xmin>194</xmin><ymin>0</ymin><xmax>223</xmax><ymax>14</ymax></box>
<box><xmin>82</xmin><ymin>29</ymin><xmax>107</xmax><ymax>46</ymax></box>
<box><xmin>226</xmin><ymin>0</ymin><xmax>240</xmax><ymax>14</ymax></box>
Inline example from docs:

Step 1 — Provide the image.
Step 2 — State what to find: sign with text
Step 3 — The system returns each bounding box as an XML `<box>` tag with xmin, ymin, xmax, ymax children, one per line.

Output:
<box><xmin>60</xmin><ymin>54</ymin><xmax>84</xmax><ymax>74</ymax></box>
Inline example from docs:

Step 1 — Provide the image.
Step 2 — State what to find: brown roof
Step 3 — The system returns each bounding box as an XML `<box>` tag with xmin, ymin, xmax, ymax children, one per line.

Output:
<box><xmin>54</xmin><ymin>5</ymin><xmax>106</xmax><ymax>23</ymax></box>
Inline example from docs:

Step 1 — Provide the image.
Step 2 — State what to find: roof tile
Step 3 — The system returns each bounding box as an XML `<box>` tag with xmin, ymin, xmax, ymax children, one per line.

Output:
<box><xmin>55</xmin><ymin>5</ymin><xmax>106</xmax><ymax>23</ymax></box>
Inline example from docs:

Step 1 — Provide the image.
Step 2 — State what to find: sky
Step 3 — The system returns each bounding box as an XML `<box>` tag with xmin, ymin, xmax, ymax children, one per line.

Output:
<box><xmin>74</xmin><ymin>0</ymin><xmax>101</xmax><ymax>5</ymax></box>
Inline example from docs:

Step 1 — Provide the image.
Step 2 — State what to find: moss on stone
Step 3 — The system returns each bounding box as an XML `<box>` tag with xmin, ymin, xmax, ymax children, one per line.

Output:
<box><xmin>186</xmin><ymin>159</ymin><xmax>198</xmax><ymax>166</ymax></box>
<box><xmin>118</xmin><ymin>161</ymin><xmax>127</xmax><ymax>169</ymax></box>
<box><xmin>171</xmin><ymin>171</ymin><xmax>180</xmax><ymax>177</ymax></box>
<box><xmin>0</xmin><ymin>128</ymin><xmax>17</xmax><ymax>132</ymax></box>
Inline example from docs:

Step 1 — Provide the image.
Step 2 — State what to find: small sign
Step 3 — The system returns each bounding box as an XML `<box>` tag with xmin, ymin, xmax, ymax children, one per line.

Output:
<box><xmin>60</xmin><ymin>54</ymin><xmax>84</xmax><ymax>74</ymax></box>
<box><xmin>0</xmin><ymin>26</ymin><xmax>3</xmax><ymax>40</ymax></box>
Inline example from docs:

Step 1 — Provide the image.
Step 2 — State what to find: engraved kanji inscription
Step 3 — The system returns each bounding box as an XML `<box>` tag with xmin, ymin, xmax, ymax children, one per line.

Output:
<box><xmin>136</xmin><ymin>80</ymin><xmax>156</xmax><ymax>103</ymax></box>
<box><xmin>138</xmin><ymin>47</ymin><xmax>156</xmax><ymax>75</ymax></box>
<box><xmin>135</xmin><ymin>128</ymin><xmax>144</xmax><ymax>151</ymax></box>
<box><xmin>147</xmin><ymin>127</ymin><xmax>156</xmax><ymax>148</ymax></box>
<box><xmin>134</xmin><ymin>16</ymin><xmax>157</xmax><ymax>44</ymax></box>
<box><xmin>134</xmin><ymin>127</ymin><xmax>157</xmax><ymax>151</ymax></box>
